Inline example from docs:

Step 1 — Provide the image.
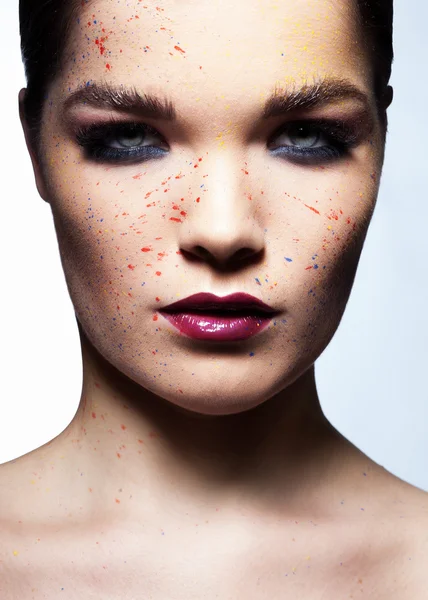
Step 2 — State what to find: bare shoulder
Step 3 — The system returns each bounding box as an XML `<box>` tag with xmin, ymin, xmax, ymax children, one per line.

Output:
<box><xmin>0</xmin><ymin>451</ymin><xmax>427</xmax><ymax>599</ymax></box>
<box><xmin>375</xmin><ymin>477</ymin><xmax>428</xmax><ymax>598</ymax></box>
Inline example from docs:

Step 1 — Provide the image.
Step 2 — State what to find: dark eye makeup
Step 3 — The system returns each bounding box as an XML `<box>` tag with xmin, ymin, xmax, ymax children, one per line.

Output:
<box><xmin>74</xmin><ymin>117</ymin><xmax>361</xmax><ymax>166</ymax></box>
<box><xmin>75</xmin><ymin>121</ymin><xmax>169</xmax><ymax>164</ymax></box>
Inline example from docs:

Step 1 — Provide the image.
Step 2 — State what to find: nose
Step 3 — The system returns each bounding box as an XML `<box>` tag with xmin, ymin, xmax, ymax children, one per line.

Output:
<box><xmin>178</xmin><ymin>155</ymin><xmax>265</xmax><ymax>269</ymax></box>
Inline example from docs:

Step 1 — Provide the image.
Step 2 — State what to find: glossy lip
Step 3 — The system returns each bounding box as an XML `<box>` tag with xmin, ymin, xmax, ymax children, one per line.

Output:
<box><xmin>159</xmin><ymin>293</ymin><xmax>280</xmax><ymax>342</ymax></box>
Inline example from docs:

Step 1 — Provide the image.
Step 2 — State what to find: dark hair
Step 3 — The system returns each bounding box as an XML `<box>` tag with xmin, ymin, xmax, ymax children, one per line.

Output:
<box><xmin>20</xmin><ymin>0</ymin><xmax>393</xmax><ymax>146</ymax></box>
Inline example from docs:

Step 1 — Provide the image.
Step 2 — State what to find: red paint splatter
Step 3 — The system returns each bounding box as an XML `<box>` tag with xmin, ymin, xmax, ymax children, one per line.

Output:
<box><xmin>106</xmin><ymin>63</ymin><xmax>111</xmax><ymax>71</ymax></box>
<box><xmin>170</xmin><ymin>217</ymin><xmax>182</xmax><ymax>223</ymax></box>
<box><xmin>128</xmin><ymin>264</ymin><xmax>136</xmax><ymax>270</ymax></box>
<box><xmin>196</xmin><ymin>197</ymin><xmax>200</xmax><ymax>203</ymax></box>
<box><xmin>174</xmin><ymin>45</ymin><xmax>185</xmax><ymax>53</ymax></box>
<box><xmin>153</xmin><ymin>314</ymin><xmax>158</xmax><ymax>321</ymax></box>
<box><xmin>91</xmin><ymin>412</ymin><xmax>97</xmax><ymax>419</ymax></box>
<box><xmin>141</xmin><ymin>246</ymin><xmax>151</xmax><ymax>252</ymax></box>
<box><xmin>155</xmin><ymin>271</ymin><xmax>162</xmax><ymax>276</ymax></box>
<box><xmin>304</xmin><ymin>204</ymin><xmax>320</xmax><ymax>215</ymax></box>
<box><xmin>155</xmin><ymin>297</ymin><xmax>161</xmax><ymax>302</ymax></box>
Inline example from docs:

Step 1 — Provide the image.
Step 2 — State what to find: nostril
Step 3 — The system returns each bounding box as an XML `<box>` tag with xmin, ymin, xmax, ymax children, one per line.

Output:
<box><xmin>234</xmin><ymin>247</ymin><xmax>256</xmax><ymax>261</ymax></box>
<box><xmin>180</xmin><ymin>246</ymin><xmax>212</xmax><ymax>262</ymax></box>
<box><xmin>194</xmin><ymin>245</ymin><xmax>211</xmax><ymax>259</ymax></box>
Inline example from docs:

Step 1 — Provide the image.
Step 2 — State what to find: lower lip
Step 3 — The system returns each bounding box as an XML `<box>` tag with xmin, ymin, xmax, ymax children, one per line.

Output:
<box><xmin>159</xmin><ymin>312</ymin><xmax>273</xmax><ymax>341</ymax></box>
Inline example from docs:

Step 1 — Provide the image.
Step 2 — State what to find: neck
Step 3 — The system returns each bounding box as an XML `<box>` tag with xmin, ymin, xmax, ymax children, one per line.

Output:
<box><xmin>56</xmin><ymin>320</ymin><xmax>360</xmax><ymax>519</ymax></box>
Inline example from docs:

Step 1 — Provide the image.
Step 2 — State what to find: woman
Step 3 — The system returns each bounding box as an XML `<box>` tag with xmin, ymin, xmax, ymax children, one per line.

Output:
<box><xmin>0</xmin><ymin>0</ymin><xmax>426</xmax><ymax>597</ymax></box>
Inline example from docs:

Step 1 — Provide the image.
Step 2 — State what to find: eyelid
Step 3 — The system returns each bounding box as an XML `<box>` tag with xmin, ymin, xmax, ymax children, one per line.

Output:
<box><xmin>75</xmin><ymin>120</ymin><xmax>165</xmax><ymax>142</ymax></box>
<box><xmin>269</xmin><ymin>119</ymin><xmax>360</xmax><ymax>147</ymax></box>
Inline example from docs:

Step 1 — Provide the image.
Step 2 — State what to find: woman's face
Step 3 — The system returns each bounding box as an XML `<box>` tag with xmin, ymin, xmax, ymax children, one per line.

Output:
<box><xmin>35</xmin><ymin>0</ymin><xmax>384</xmax><ymax>415</ymax></box>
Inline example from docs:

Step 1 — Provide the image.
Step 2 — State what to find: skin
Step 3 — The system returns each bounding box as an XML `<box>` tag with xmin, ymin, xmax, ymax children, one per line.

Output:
<box><xmin>1</xmin><ymin>0</ymin><xmax>426</xmax><ymax>597</ymax></box>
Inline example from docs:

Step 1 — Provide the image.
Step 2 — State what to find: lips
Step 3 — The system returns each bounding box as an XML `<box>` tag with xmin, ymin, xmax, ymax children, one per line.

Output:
<box><xmin>159</xmin><ymin>292</ymin><xmax>279</xmax><ymax>341</ymax></box>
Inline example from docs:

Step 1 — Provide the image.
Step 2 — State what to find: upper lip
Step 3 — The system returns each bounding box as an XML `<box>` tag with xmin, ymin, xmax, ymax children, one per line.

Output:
<box><xmin>160</xmin><ymin>292</ymin><xmax>278</xmax><ymax>314</ymax></box>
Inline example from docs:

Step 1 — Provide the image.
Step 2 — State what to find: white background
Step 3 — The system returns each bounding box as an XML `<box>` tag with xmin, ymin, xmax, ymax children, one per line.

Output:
<box><xmin>0</xmin><ymin>1</ymin><xmax>426</xmax><ymax>491</ymax></box>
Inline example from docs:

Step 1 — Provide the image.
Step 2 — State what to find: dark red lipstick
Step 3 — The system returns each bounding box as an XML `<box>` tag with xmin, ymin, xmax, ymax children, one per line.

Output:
<box><xmin>159</xmin><ymin>293</ymin><xmax>279</xmax><ymax>341</ymax></box>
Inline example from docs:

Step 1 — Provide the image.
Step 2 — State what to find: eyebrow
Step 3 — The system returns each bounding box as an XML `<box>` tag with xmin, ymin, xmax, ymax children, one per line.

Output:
<box><xmin>63</xmin><ymin>78</ymin><xmax>371</xmax><ymax>121</ymax></box>
<box><xmin>63</xmin><ymin>83</ymin><xmax>177</xmax><ymax>120</ymax></box>
<box><xmin>263</xmin><ymin>78</ymin><xmax>371</xmax><ymax>118</ymax></box>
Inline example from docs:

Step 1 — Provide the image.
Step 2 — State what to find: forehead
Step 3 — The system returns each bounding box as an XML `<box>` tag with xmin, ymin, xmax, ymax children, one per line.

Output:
<box><xmin>60</xmin><ymin>0</ymin><xmax>371</xmax><ymax>106</ymax></box>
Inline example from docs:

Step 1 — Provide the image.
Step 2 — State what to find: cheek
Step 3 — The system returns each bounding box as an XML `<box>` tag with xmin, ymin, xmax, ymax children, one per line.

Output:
<box><xmin>46</xmin><ymin>159</ymin><xmax>190</xmax><ymax>337</ymax></box>
<box><xmin>262</xmin><ymin>159</ymin><xmax>379</xmax><ymax>341</ymax></box>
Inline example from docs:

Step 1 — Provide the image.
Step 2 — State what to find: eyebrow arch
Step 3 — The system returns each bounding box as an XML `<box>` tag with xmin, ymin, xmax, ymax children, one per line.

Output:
<box><xmin>263</xmin><ymin>78</ymin><xmax>371</xmax><ymax>118</ymax></box>
<box><xmin>63</xmin><ymin>82</ymin><xmax>177</xmax><ymax>120</ymax></box>
<box><xmin>63</xmin><ymin>77</ymin><xmax>371</xmax><ymax>121</ymax></box>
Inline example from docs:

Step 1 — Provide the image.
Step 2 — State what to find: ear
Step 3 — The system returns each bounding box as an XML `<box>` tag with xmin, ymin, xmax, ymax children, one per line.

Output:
<box><xmin>384</xmin><ymin>85</ymin><xmax>393</xmax><ymax>110</ymax></box>
<box><xmin>18</xmin><ymin>88</ymin><xmax>50</xmax><ymax>203</ymax></box>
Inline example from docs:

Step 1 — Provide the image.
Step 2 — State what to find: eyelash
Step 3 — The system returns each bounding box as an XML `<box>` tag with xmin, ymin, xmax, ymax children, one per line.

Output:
<box><xmin>75</xmin><ymin>119</ymin><xmax>358</xmax><ymax>165</ymax></box>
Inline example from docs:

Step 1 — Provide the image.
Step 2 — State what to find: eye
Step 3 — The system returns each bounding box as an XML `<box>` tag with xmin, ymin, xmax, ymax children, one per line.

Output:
<box><xmin>274</xmin><ymin>123</ymin><xmax>324</xmax><ymax>149</ymax></box>
<box><xmin>106</xmin><ymin>126</ymin><xmax>162</xmax><ymax>149</ymax></box>
<box><xmin>267</xmin><ymin>120</ymin><xmax>356</xmax><ymax>164</ymax></box>
<box><xmin>75</xmin><ymin>121</ymin><xmax>169</xmax><ymax>164</ymax></box>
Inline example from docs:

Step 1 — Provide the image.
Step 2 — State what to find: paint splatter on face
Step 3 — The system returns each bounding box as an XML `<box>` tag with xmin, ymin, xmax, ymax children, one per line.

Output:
<box><xmin>39</xmin><ymin>0</ymin><xmax>384</xmax><ymax>414</ymax></box>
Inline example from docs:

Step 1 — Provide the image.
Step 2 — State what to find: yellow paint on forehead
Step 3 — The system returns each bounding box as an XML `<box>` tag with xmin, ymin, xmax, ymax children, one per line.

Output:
<box><xmin>60</xmin><ymin>0</ymin><xmax>370</xmax><ymax>98</ymax></box>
